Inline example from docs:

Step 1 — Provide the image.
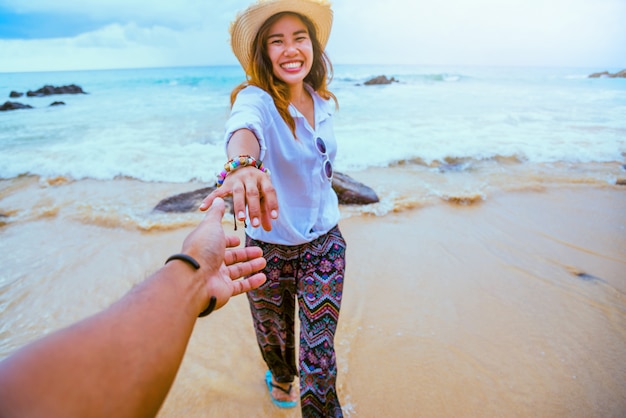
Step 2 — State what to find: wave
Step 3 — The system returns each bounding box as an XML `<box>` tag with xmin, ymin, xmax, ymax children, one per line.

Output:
<box><xmin>2</xmin><ymin>158</ymin><xmax>624</xmax><ymax>234</ymax></box>
<box><xmin>1</xmin><ymin>148</ymin><xmax>621</xmax><ymax>184</ymax></box>
<box><xmin>338</xmin><ymin>159</ymin><xmax>625</xmax><ymax>218</ymax></box>
<box><xmin>386</xmin><ymin>154</ymin><xmax>525</xmax><ymax>170</ymax></box>
<box><xmin>2</xmin><ymin>65</ymin><xmax>624</xmax><ymax>184</ymax></box>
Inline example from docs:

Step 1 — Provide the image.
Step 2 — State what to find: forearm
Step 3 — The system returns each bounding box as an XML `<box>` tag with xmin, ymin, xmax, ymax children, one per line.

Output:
<box><xmin>227</xmin><ymin>128</ymin><xmax>261</xmax><ymax>159</ymax></box>
<box><xmin>201</xmin><ymin>131</ymin><xmax>277</xmax><ymax>229</ymax></box>
<box><xmin>0</xmin><ymin>262</ymin><xmax>204</xmax><ymax>418</ymax></box>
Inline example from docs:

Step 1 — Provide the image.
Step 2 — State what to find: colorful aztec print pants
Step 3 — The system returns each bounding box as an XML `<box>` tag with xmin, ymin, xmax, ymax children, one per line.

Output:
<box><xmin>246</xmin><ymin>225</ymin><xmax>346</xmax><ymax>418</ymax></box>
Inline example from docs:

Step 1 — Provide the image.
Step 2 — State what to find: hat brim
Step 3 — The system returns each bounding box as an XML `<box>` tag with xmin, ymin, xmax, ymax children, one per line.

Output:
<box><xmin>230</xmin><ymin>0</ymin><xmax>333</xmax><ymax>73</ymax></box>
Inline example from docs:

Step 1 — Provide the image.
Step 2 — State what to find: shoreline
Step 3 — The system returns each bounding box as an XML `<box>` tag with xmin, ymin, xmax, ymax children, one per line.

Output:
<box><xmin>1</xmin><ymin>160</ymin><xmax>624</xmax><ymax>229</ymax></box>
<box><xmin>0</xmin><ymin>174</ymin><xmax>625</xmax><ymax>417</ymax></box>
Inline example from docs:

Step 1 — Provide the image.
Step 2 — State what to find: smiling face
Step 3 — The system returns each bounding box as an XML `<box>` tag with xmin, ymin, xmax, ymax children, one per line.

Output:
<box><xmin>265</xmin><ymin>13</ymin><xmax>314</xmax><ymax>90</ymax></box>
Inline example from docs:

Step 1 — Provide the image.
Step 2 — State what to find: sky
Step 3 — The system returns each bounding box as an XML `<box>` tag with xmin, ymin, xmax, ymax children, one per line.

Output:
<box><xmin>0</xmin><ymin>0</ymin><xmax>625</xmax><ymax>73</ymax></box>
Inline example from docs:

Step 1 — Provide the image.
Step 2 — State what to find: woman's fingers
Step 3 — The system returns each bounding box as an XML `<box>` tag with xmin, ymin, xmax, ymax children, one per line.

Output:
<box><xmin>244</xmin><ymin>179</ymin><xmax>262</xmax><ymax>227</ymax></box>
<box><xmin>202</xmin><ymin>168</ymin><xmax>278</xmax><ymax>229</ymax></box>
<box><xmin>199</xmin><ymin>188</ymin><xmax>230</xmax><ymax>211</ymax></box>
<box><xmin>230</xmin><ymin>179</ymin><xmax>247</xmax><ymax>221</ymax></box>
<box><xmin>259</xmin><ymin>177</ymin><xmax>279</xmax><ymax>231</ymax></box>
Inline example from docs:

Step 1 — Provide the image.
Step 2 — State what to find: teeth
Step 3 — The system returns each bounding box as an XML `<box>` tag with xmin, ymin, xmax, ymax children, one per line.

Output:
<box><xmin>281</xmin><ymin>62</ymin><xmax>301</xmax><ymax>69</ymax></box>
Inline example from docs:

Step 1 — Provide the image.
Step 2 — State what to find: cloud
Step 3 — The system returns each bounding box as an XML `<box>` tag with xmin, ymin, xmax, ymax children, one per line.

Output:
<box><xmin>0</xmin><ymin>0</ymin><xmax>625</xmax><ymax>72</ymax></box>
<box><xmin>1</xmin><ymin>0</ymin><xmax>248</xmax><ymax>29</ymax></box>
<box><xmin>0</xmin><ymin>22</ymin><xmax>236</xmax><ymax>72</ymax></box>
<box><xmin>0</xmin><ymin>0</ymin><xmax>247</xmax><ymax>72</ymax></box>
<box><xmin>328</xmin><ymin>0</ymin><xmax>626</xmax><ymax>66</ymax></box>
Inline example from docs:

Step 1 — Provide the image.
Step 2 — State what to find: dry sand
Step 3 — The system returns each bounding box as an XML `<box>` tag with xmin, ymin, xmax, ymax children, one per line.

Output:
<box><xmin>159</xmin><ymin>187</ymin><xmax>626</xmax><ymax>418</ymax></box>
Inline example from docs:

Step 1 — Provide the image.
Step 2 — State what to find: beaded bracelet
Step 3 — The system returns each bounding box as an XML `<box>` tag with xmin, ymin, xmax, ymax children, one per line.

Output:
<box><xmin>216</xmin><ymin>154</ymin><xmax>271</xmax><ymax>187</ymax></box>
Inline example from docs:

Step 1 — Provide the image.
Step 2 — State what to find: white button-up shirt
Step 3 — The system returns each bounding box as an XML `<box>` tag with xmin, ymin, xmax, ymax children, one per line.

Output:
<box><xmin>224</xmin><ymin>85</ymin><xmax>340</xmax><ymax>245</ymax></box>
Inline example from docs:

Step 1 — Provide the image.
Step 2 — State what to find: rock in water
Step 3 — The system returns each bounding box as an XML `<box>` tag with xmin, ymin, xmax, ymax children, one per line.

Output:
<box><xmin>26</xmin><ymin>84</ymin><xmax>87</xmax><ymax>97</ymax></box>
<box><xmin>153</xmin><ymin>187</ymin><xmax>228</xmax><ymax>213</ymax></box>
<box><xmin>153</xmin><ymin>172</ymin><xmax>379</xmax><ymax>213</ymax></box>
<box><xmin>332</xmin><ymin>172</ymin><xmax>379</xmax><ymax>204</ymax></box>
<box><xmin>0</xmin><ymin>101</ymin><xmax>33</xmax><ymax>111</ymax></box>
<box><xmin>363</xmin><ymin>75</ymin><xmax>398</xmax><ymax>85</ymax></box>
<box><xmin>588</xmin><ymin>69</ymin><xmax>626</xmax><ymax>78</ymax></box>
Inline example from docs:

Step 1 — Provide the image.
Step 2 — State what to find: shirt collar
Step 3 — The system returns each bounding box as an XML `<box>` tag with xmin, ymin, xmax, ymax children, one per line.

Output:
<box><xmin>289</xmin><ymin>84</ymin><xmax>333</xmax><ymax>125</ymax></box>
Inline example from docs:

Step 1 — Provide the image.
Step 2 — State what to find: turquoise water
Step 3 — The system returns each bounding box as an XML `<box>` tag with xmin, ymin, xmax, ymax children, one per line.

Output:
<box><xmin>1</xmin><ymin>64</ymin><xmax>625</xmax><ymax>183</ymax></box>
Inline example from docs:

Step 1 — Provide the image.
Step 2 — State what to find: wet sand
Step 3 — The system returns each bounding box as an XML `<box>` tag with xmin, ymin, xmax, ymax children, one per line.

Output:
<box><xmin>1</xmin><ymin>176</ymin><xmax>625</xmax><ymax>417</ymax></box>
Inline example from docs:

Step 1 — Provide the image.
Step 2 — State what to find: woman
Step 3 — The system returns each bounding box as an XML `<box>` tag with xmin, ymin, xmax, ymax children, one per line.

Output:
<box><xmin>200</xmin><ymin>0</ymin><xmax>345</xmax><ymax>416</ymax></box>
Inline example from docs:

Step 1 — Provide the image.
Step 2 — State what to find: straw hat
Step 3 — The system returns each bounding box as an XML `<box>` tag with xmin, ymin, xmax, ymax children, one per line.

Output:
<box><xmin>230</xmin><ymin>0</ymin><xmax>333</xmax><ymax>72</ymax></box>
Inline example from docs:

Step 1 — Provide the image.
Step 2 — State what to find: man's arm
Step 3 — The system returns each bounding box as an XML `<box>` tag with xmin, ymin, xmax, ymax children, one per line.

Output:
<box><xmin>0</xmin><ymin>197</ymin><xmax>266</xmax><ymax>418</ymax></box>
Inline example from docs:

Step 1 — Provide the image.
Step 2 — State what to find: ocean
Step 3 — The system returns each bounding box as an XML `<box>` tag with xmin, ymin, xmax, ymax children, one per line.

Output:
<box><xmin>1</xmin><ymin>64</ymin><xmax>625</xmax><ymax>224</ymax></box>
<box><xmin>1</xmin><ymin>65</ymin><xmax>626</xmax><ymax>417</ymax></box>
<box><xmin>2</xmin><ymin>64</ymin><xmax>625</xmax><ymax>181</ymax></box>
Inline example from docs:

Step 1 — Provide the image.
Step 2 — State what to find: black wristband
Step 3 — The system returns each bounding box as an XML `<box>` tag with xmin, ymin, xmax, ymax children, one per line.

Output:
<box><xmin>165</xmin><ymin>254</ymin><xmax>216</xmax><ymax>317</ymax></box>
<box><xmin>198</xmin><ymin>296</ymin><xmax>217</xmax><ymax>317</ymax></box>
<box><xmin>165</xmin><ymin>253</ymin><xmax>201</xmax><ymax>270</ymax></box>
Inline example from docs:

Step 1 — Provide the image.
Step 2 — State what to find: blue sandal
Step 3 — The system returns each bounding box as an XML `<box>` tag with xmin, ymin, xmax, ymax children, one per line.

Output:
<box><xmin>265</xmin><ymin>370</ymin><xmax>297</xmax><ymax>409</ymax></box>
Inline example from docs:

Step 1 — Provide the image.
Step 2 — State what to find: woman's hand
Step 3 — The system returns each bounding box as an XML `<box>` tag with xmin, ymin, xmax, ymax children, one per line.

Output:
<box><xmin>199</xmin><ymin>166</ymin><xmax>279</xmax><ymax>231</ymax></box>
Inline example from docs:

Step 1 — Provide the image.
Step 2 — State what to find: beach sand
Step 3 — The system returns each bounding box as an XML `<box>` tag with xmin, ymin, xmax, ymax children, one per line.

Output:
<box><xmin>1</xmin><ymin>171</ymin><xmax>625</xmax><ymax>417</ymax></box>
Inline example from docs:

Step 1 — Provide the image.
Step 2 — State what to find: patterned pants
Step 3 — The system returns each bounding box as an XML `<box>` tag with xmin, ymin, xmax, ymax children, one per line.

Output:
<box><xmin>246</xmin><ymin>225</ymin><xmax>346</xmax><ymax>418</ymax></box>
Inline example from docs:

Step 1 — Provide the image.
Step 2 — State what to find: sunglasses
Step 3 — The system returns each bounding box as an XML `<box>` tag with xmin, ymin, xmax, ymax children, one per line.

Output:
<box><xmin>316</xmin><ymin>137</ymin><xmax>333</xmax><ymax>181</ymax></box>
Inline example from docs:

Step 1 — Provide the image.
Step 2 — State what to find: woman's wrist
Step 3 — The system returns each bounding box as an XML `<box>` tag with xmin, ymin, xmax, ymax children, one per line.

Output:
<box><xmin>217</xmin><ymin>154</ymin><xmax>270</xmax><ymax>187</ymax></box>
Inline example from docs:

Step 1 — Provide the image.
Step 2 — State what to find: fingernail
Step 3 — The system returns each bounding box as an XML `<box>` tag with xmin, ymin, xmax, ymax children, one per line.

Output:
<box><xmin>252</xmin><ymin>218</ymin><xmax>260</xmax><ymax>227</ymax></box>
<box><xmin>271</xmin><ymin>210</ymin><xmax>278</xmax><ymax>219</ymax></box>
<box><xmin>238</xmin><ymin>211</ymin><xmax>245</xmax><ymax>220</ymax></box>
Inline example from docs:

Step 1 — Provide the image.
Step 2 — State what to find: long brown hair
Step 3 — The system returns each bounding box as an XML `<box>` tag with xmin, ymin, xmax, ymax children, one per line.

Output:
<box><xmin>230</xmin><ymin>12</ymin><xmax>338</xmax><ymax>139</ymax></box>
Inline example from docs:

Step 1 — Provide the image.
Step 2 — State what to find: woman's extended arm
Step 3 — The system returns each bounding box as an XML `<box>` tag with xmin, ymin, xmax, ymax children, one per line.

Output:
<box><xmin>200</xmin><ymin>128</ymin><xmax>279</xmax><ymax>231</ymax></box>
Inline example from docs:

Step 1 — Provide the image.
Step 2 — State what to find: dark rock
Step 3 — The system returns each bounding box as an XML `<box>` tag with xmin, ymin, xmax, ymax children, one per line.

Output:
<box><xmin>9</xmin><ymin>91</ymin><xmax>23</xmax><ymax>98</ymax></box>
<box><xmin>589</xmin><ymin>69</ymin><xmax>626</xmax><ymax>78</ymax></box>
<box><xmin>26</xmin><ymin>84</ymin><xmax>87</xmax><ymax>97</ymax></box>
<box><xmin>363</xmin><ymin>75</ymin><xmax>398</xmax><ymax>85</ymax></box>
<box><xmin>332</xmin><ymin>172</ymin><xmax>379</xmax><ymax>204</ymax></box>
<box><xmin>153</xmin><ymin>187</ymin><xmax>231</xmax><ymax>213</ymax></box>
<box><xmin>50</xmin><ymin>101</ymin><xmax>66</xmax><ymax>106</ymax></box>
<box><xmin>616</xmin><ymin>179</ymin><xmax>626</xmax><ymax>186</ymax></box>
<box><xmin>153</xmin><ymin>172</ymin><xmax>379</xmax><ymax>213</ymax></box>
<box><xmin>1</xmin><ymin>101</ymin><xmax>34</xmax><ymax>111</ymax></box>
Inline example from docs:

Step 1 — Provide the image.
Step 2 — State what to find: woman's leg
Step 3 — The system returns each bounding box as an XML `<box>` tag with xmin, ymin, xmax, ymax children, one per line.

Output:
<box><xmin>245</xmin><ymin>237</ymin><xmax>299</xmax><ymax>386</ymax></box>
<box><xmin>297</xmin><ymin>226</ymin><xmax>346</xmax><ymax>417</ymax></box>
